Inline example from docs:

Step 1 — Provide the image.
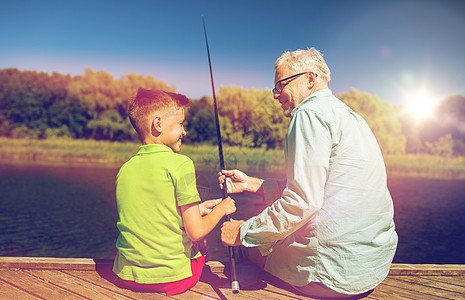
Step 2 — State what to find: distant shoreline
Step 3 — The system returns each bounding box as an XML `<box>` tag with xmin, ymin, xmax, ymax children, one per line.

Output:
<box><xmin>1</xmin><ymin>137</ymin><xmax>465</xmax><ymax>179</ymax></box>
<box><xmin>0</xmin><ymin>152</ymin><xmax>122</xmax><ymax>167</ymax></box>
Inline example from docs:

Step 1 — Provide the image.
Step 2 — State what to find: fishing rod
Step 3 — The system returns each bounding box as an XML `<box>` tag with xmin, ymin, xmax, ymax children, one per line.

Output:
<box><xmin>201</xmin><ymin>15</ymin><xmax>240</xmax><ymax>294</ymax></box>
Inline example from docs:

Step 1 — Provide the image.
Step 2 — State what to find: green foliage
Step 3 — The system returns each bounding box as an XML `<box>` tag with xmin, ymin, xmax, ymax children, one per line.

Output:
<box><xmin>0</xmin><ymin>70</ymin><xmax>70</xmax><ymax>138</ymax></box>
<box><xmin>216</xmin><ymin>86</ymin><xmax>289</xmax><ymax>149</ymax></box>
<box><xmin>0</xmin><ymin>68</ymin><xmax>174</xmax><ymax>140</ymax></box>
<box><xmin>425</xmin><ymin>134</ymin><xmax>454</xmax><ymax>157</ymax></box>
<box><xmin>434</xmin><ymin>95</ymin><xmax>465</xmax><ymax>156</ymax></box>
<box><xmin>399</xmin><ymin>94</ymin><xmax>465</xmax><ymax>156</ymax></box>
<box><xmin>185</xmin><ymin>97</ymin><xmax>217</xmax><ymax>144</ymax></box>
<box><xmin>184</xmin><ymin>86</ymin><xmax>289</xmax><ymax>149</ymax></box>
<box><xmin>2</xmin><ymin>68</ymin><xmax>464</xmax><ymax>159</ymax></box>
<box><xmin>337</xmin><ymin>88</ymin><xmax>406</xmax><ymax>154</ymax></box>
<box><xmin>86</xmin><ymin>109</ymin><xmax>132</xmax><ymax>141</ymax></box>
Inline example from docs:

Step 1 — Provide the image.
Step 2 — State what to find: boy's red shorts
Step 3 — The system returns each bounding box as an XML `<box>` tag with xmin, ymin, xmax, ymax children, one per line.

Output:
<box><xmin>119</xmin><ymin>255</ymin><xmax>206</xmax><ymax>295</ymax></box>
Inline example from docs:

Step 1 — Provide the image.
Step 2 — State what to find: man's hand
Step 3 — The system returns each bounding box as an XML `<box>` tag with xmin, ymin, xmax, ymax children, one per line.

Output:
<box><xmin>218</xmin><ymin>169</ymin><xmax>256</xmax><ymax>194</ymax></box>
<box><xmin>221</xmin><ymin>219</ymin><xmax>244</xmax><ymax>246</ymax></box>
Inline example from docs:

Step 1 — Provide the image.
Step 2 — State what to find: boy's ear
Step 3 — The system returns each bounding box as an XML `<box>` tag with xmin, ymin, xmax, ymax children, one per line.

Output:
<box><xmin>151</xmin><ymin>116</ymin><xmax>162</xmax><ymax>134</ymax></box>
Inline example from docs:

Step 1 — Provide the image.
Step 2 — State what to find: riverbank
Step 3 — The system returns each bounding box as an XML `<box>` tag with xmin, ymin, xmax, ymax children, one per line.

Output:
<box><xmin>0</xmin><ymin>137</ymin><xmax>285</xmax><ymax>171</ymax></box>
<box><xmin>1</xmin><ymin>137</ymin><xmax>465</xmax><ymax>179</ymax></box>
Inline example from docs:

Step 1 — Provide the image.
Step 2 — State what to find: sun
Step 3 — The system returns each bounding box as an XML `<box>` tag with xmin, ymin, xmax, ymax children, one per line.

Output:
<box><xmin>404</xmin><ymin>90</ymin><xmax>439</xmax><ymax>120</ymax></box>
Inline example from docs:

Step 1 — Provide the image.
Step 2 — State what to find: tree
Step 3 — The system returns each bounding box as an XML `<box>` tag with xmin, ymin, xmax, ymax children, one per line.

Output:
<box><xmin>408</xmin><ymin>94</ymin><xmax>465</xmax><ymax>156</ymax></box>
<box><xmin>435</xmin><ymin>95</ymin><xmax>465</xmax><ymax>144</ymax></box>
<box><xmin>215</xmin><ymin>86</ymin><xmax>288</xmax><ymax>148</ymax></box>
<box><xmin>47</xmin><ymin>96</ymin><xmax>92</xmax><ymax>138</ymax></box>
<box><xmin>86</xmin><ymin>109</ymin><xmax>132</xmax><ymax>141</ymax></box>
<box><xmin>338</xmin><ymin>88</ymin><xmax>406</xmax><ymax>154</ymax></box>
<box><xmin>425</xmin><ymin>134</ymin><xmax>454</xmax><ymax>157</ymax></box>
<box><xmin>0</xmin><ymin>68</ymin><xmax>176</xmax><ymax>141</ymax></box>
<box><xmin>184</xmin><ymin>97</ymin><xmax>217</xmax><ymax>144</ymax></box>
<box><xmin>1</xmin><ymin>70</ymin><xmax>68</xmax><ymax>138</ymax></box>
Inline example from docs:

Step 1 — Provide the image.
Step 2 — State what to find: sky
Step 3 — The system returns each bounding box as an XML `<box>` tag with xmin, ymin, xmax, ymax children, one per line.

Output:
<box><xmin>1</xmin><ymin>0</ymin><xmax>464</xmax><ymax>107</ymax></box>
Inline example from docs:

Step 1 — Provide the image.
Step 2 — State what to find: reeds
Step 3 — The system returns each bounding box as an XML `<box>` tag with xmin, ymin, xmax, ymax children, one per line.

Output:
<box><xmin>0</xmin><ymin>137</ymin><xmax>138</xmax><ymax>167</ymax></box>
<box><xmin>384</xmin><ymin>154</ymin><xmax>465</xmax><ymax>179</ymax></box>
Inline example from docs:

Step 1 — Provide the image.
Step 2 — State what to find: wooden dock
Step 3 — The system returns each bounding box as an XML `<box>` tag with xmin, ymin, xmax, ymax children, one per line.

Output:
<box><xmin>0</xmin><ymin>257</ymin><xmax>464</xmax><ymax>299</ymax></box>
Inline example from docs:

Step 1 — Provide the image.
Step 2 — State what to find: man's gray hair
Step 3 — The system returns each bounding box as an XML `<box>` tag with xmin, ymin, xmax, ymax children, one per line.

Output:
<box><xmin>275</xmin><ymin>48</ymin><xmax>331</xmax><ymax>83</ymax></box>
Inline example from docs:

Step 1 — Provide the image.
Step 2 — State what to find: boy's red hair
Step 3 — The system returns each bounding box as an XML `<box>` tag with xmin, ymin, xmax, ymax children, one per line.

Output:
<box><xmin>128</xmin><ymin>88</ymin><xmax>189</xmax><ymax>140</ymax></box>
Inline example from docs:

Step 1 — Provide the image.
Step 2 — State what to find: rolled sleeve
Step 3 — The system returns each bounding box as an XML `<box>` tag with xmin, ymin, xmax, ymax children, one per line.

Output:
<box><xmin>262</xmin><ymin>178</ymin><xmax>286</xmax><ymax>205</ymax></box>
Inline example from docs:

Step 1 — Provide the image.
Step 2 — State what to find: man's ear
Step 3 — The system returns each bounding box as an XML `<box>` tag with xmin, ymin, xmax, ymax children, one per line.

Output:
<box><xmin>307</xmin><ymin>72</ymin><xmax>317</xmax><ymax>89</ymax></box>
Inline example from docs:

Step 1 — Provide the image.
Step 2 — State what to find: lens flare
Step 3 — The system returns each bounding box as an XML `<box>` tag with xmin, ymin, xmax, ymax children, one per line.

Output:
<box><xmin>404</xmin><ymin>90</ymin><xmax>440</xmax><ymax>119</ymax></box>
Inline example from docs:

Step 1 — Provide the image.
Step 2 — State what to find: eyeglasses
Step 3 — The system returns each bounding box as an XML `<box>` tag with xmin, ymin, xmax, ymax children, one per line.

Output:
<box><xmin>272</xmin><ymin>71</ymin><xmax>317</xmax><ymax>94</ymax></box>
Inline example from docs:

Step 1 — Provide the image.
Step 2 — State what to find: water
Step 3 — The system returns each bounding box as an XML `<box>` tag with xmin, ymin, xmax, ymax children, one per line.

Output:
<box><xmin>0</xmin><ymin>164</ymin><xmax>119</xmax><ymax>259</ymax></box>
<box><xmin>1</xmin><ymin>163</ymin><xmax>464</xmax><ymax>264</ymax></box>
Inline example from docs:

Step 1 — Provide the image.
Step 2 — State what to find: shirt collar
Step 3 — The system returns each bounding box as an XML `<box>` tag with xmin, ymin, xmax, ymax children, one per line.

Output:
<box><xmin>291</xmin><ymin>89</ymin><xmax>333</xmax><ymax>117</ymax></box>
<box><xmin>137</xmin><ymin>144</ymin><xmax>173</xmax><ymax>155</ymax></box>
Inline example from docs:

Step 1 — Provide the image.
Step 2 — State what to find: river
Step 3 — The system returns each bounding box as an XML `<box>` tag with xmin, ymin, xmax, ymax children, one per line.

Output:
<box><xmin>1</xmin><ymin>163</ymin><xmax>464</xmax><ymax>264</ymax></box>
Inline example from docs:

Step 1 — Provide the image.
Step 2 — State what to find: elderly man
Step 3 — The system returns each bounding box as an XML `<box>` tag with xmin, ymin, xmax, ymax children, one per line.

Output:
<box><xmin>219</xmin><ymin>48</ymin><xmax>397</xmax><ymax>298</ymax></box>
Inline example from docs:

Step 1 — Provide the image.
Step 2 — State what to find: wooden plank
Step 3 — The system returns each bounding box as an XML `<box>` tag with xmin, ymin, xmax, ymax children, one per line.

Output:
<box><xmin>366</xmin><ymin>287</ymin><xmax>414</xmax><ymax>300</ymax></box>
<box><xmin>0</xmin><ymin>279</ymin><xmax>40</xmax><ymax>300</ymax></box>
<box><xmin>390</xmin><ymin>275</ymin><xmax>465</xmax><ymax>298</ymax></box>
<box><xmin>204</xmin><ymin>286</ymin><xmax>300</xmax><ymax>300</ymax></box>
<box><xmin>63</xmin><ymin>269</ymin><xmax>172</xmax><ymax>300</ymax></box>
<box><xmin>382</xmin><ymin>276</ymin><xmax>452</xmax><ymax>299</ymax></box>
<box><xmin>2</xmin><ymin>257</ymin><xmax>465</xmax><ymax>276</ymax></box>
<box><xmin>416</xmin><ymin>275</ymin><xmax>465</xmax><ymax>293</ymax></box>
<box><xmin>0</xmin><ymin>257</ymin><xmax>98</xmax><ymax>271</ymax></box>
<box><xmin>170</xmin><ymin>288</ymin><xmax>223</xmax><ymax>300</ymax></box>
<box><xmin>24</xmin><ymin>269</ymin><xmax>135</xmax><ymax>300</ymax></box>
<box><xmin>69</xmin><ymin>263</ymin><xmax>225</xmax><ymax>300</ymax></box>
<box><xmin>190</xmin><ymin>269</ymin><xmax>236</xmax><ymax>299</ymax></box>
<box><xmin>192</xmin><ymin>276</ymin><xmax>280</xmax><ymax>300</ymax></box>
<box><xmin>203</xmin><ymin>262</ymin><xmax>465</xmax><ymax>299</ymax></box>
<box><xmin>209</xmin><ymin>261</ymin><xmax>465</xmax><ymax>276</ymax></box>
<box><xmin>2</xmin><ymin>258</ymin><xmax>465</xmax><ymax>299</ymax></box>
<box><xmin>423</xmin><ymin>275</ymin><xmax>465</xmax><ymax>287</ymax></box>
<box><xmin>200</xmin><ymin>262</ymin><xmax>316</xmax><ymax>300</ymax></box>
<box><xmin>374</xmin><ymin>282</ymin><xmax>439</xmax><ymax>299</ymax></box>
<box><xmin>0</xmin><ymin>269</ymin><xmax>83</xmax><ymax>299</ymax></box>
<box><xmin>258</xmin><ymin>270</ymin><xmax>319</xmax><ymax>299</ymax></box>
<box><xmin>389</xmin><ymin>264</ymin><xmax>465</xmax><ymax>275</ymax></box>
<box><xmin>206</xmin><ymin>261</ymin><xmax>227</xmax><ymax>274</ymax></box>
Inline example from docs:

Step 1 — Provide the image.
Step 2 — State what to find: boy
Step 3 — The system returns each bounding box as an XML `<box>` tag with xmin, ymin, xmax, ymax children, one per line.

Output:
<box><xmin>113</xmin><ymin>88</ymin><xmax>236</xmax><ymax>295</ymax></box>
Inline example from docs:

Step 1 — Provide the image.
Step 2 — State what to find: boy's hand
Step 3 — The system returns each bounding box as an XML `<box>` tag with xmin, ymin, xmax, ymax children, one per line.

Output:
<box><xmin>217</xmin><ymin>196</ymin><xmax>236</xmax><ymax>216</ymax></box>
<box><xmin>199</xmin><ymin>199</ymin><xmax>221</xmax><ymax>216</ymax></box>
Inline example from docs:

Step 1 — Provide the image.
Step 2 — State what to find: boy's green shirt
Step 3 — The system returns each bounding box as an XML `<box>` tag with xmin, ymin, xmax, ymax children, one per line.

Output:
<box><xmin>113</xmin><ymin>144</ymin><xmax>201</xmax><ymax>283</ymax></box>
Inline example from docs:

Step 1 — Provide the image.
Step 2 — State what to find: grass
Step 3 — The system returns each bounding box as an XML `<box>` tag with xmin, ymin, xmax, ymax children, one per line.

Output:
<box><xmin>384</xmin><ymin>154</ymin><xmax>465</xmax><ymax>179</ymax></box>
<box><xmin>0</xmin><ymin>137</ymin><xmax>139</xmax><ymax>167</ymax></box>
<box><xmin>179</xmin><ymin>143</ymin><xmax>285</xmax><ymax>172</ymax></box>
<box><xmin>1</xmin><ymin>137</ymin><xmax>465</xmax><ymax>179</ymax></box>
